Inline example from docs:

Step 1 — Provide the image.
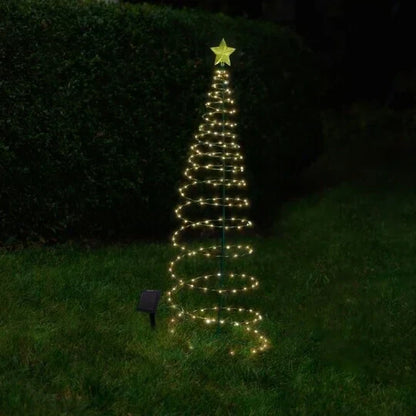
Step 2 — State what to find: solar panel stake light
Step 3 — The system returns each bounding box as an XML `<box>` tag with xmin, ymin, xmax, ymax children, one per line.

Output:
<box><xmin>136</xmin><ymin>290</ymin><xmax>161</xmax><ymax>329</ymax></box>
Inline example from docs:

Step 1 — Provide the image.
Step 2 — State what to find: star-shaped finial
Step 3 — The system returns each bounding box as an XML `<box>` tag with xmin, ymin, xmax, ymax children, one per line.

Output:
<box><xmin>210</xmin><ymin>38</ymin><xmax>236</xmax><ymax>66</ymax></box>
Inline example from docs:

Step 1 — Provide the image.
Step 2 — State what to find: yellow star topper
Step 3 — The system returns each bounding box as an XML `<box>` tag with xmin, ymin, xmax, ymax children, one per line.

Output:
<box><xmin>210</xmin><ymin>38</ymin><xmax>236</xmax><ymax>66</ymax></box>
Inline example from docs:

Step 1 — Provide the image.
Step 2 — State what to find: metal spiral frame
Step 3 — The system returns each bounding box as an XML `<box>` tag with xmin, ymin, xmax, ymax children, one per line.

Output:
<box><xmin>167</xmin><ymin>68</ymin><xmax>269</xmax><ymax>355</ymax></box>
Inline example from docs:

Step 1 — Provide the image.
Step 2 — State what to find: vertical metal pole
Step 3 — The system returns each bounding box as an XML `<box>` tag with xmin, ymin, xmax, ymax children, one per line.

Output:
<box><xmin>217</xmin><ymin>64</ymin><xmax>226</xmax><ymax>334</ymax></box>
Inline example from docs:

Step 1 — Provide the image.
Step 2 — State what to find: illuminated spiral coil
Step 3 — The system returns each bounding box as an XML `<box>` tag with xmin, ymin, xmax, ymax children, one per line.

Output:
<box><xmin>167</xmin><ymin>68</ymin><xmax>269</xmax><ymax>355</ymax></box>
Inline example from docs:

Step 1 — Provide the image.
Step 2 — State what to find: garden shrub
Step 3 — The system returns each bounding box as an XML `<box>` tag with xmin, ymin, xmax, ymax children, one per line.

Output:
<box><xmin>0</xmin><ymin>0</ymin><xmax>322</xmax><ymax>243</ymax></box>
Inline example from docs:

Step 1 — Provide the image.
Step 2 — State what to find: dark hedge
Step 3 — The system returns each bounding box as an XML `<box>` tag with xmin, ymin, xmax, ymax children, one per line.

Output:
<box><xmin>0</xmin><ymin>0</ymin><xmax>322</xmax><ymax>243</ymax></box>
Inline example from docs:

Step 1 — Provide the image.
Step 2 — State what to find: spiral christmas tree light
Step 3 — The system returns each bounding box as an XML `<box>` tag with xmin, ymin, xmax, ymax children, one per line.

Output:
<box><xmin>167</xmin><ymin>39</ymin><xmax>269</xmax><ymax>355</ymax></box>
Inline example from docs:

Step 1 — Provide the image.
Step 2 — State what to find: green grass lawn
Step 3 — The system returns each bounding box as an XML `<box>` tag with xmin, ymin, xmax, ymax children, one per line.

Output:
<box><xmin>1</xmin><ymin>180</ymin><xmax>415</xmax><ymax>415</ymax></box>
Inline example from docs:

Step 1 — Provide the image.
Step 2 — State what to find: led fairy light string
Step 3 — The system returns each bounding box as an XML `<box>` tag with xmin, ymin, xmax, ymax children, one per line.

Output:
<box><xmin>167</xmin><ymin>39</ymin><xmax>269</xmax><ymax>355</ymax></box>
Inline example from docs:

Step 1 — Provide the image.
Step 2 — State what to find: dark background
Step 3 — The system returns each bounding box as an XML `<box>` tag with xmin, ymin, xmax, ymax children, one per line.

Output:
<box><xmin>122</xmin><ymin>0</ymin><xmax>416</xmax><ymax>108</ymax></box>
<box><xmin>2</xmin><ymin>0</ymin><xmax>415</xmax><ymax>246</ymax></box>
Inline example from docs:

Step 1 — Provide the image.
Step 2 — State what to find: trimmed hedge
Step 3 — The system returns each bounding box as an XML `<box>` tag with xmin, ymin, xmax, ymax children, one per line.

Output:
<box><xmin>0</xmin><ymin>0</ymin><xmax>322</xmax><ymax>243</ymax></box>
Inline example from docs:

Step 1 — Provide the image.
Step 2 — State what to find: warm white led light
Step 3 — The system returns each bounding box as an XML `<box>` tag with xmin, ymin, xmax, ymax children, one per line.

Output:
<box><xmin>167</xmin><ymin>63</ymin><xmax>269</xmax><ymax>355</ymax></box>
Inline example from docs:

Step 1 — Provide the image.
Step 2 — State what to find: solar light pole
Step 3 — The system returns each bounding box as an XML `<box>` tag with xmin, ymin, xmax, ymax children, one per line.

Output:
<box><xmin>137</xmin><ymin>290</ymin><xmax>161</xmax><ymax>329</ymax></box>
